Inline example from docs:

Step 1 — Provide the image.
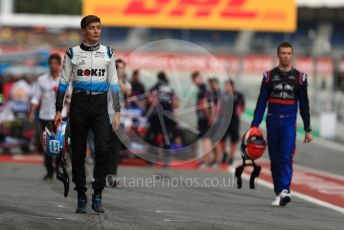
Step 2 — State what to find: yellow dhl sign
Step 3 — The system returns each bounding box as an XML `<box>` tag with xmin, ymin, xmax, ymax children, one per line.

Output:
<box><xmin>83</xmin><ymin>0</ymin><xmax>296</xmax><ymax>32</ymax></box>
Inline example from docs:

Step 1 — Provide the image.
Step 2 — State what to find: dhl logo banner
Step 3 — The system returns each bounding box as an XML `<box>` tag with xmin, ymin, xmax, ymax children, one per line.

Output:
<box><xmin>83</xmin><ymin>0</ymin><xmax>296</xmax><ymax>32</ymax></box>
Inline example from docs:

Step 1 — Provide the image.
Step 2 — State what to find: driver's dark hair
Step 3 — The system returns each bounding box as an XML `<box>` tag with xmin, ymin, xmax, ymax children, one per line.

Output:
<box><xmin>81</xmin><ymin>15</ymin><xmax>101</xmax><ymax>29</ymax></box>
<box><xmin>277</xmin><ymin>42</ymin><xmax>293</xmax><ymax>55</ymax></box>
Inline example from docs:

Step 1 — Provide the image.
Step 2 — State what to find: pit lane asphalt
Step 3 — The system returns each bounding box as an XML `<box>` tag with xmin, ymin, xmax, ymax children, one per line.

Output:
<box><xmin>239</xmin><ymin>121</ymin><xmax>344</xmax><ymax>176</ymax></box>
<box><xmin>0</xmin><ymin>163</ymin><xmax>342</xmax><ymax>230</ymax></box>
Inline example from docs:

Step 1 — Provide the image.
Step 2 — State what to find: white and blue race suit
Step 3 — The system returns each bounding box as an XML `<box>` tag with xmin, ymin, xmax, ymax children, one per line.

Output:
<box><xmin>55</xmin><ymin>43</ymin><xmax>121</xmax><ymax>195</ymax></box>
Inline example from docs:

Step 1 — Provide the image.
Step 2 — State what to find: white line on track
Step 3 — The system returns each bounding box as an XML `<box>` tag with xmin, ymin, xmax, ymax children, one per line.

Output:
<box><xmin>156</xmin><ymin>210</ymin><xmax>178</xmax><ymax>213</ymax></box>
<box><xmin>228</xmin><ymin>165</ymin><xmax>344</xmax><ymax>214</ymax></box>
<box><xmin>163</xmin><ymin>219</ymin><xmax>185</xmax><ymax>222</ymax></box>
<box><xmin>261</xmin><ymin>159</ymin><xmax>344</xmax><ymax>181</ymax></box>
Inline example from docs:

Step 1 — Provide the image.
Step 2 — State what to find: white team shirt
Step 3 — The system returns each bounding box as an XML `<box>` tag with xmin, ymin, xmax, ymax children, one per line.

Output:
<box><xmin>31</xmin><ymin>73</ymin><xmax>70</xmax><ymax>120</ymax></box>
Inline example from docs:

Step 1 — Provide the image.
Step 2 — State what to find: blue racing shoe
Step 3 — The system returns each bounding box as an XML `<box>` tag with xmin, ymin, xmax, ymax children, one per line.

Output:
<box><xmin>75</xmin><ymin>195</ymin><xmax>87</xmax><ymax>213</ymax></box>
<box><xmin>92</xmin><ymin>194</ymin><xmax>104</xmax><ymax>214</ymax></box>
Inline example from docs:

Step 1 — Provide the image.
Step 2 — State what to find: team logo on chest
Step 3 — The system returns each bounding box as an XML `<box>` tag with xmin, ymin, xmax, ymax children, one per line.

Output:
<box><xmin>94</xmin><ymin>51</ymin><xmax>106</xmax><ymax>58</ymax></box>
<box><xmin>272</xmin><ymin>74</ymin><xmax>280</xmax><ymax>81</ymax></box>
<box><xmin>77</xmin><ymin>60</ymin><xmax>86</xmax><ymax>65</ymax></box>
<box><xmin>289</xmin><ymin>75</ymin><xmax>296</xmax><ymax>80</ymax></box>
<box><xmin>271</xmin><ymin>82</ymin><xmax>295</xmax><ymax>100</ymax></box>
<box><xmin>77</xmin><ymin>69</ymin><xmax>106</xmax><ymax>77</ymax></box>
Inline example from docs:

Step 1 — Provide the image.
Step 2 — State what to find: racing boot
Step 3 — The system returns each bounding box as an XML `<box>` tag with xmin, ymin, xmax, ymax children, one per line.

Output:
<box><xmin>92</xmin><ymin>194</ymin><xmax>104</xmax><ymax>214</ymax></box>
<box><xmin>76</xmin><ymin>195</ymin><xmax>87</xmax><ymax>213</ymax></box>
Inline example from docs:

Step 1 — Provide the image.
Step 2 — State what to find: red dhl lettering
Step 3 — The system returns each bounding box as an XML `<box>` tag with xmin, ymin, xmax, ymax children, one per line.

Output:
<box><xmin>86</xmin><ymin>0</ymin><xmax>296</xmax><ymax>32</ymax></box>
<box><xmin>122</xmin><ymin>0</ymin><xmax>256</xmax><ymax>19</ymax></box>
<box><xmin>169</xmin><ymin>0</ymin><xmax>220</xmax><ymax>17</ymax></box>
<box><xmin>124</xmin><ymin>0</ymin><xmax>169</xmax><ymax>15</ymax></box>
<box><xmin>221</xmin><ymin>0</ymin><xmax>256</xmax><ymax>18</ymax></box>
<box><xmin>228</xmin><ymin>0</ymin><xmax>245</xmax><ymax>6</ymax></box>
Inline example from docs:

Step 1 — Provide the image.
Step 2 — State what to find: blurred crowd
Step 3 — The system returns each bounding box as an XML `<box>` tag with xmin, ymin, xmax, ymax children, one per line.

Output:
<box><xmin>0</xmin><ymin>74</ymin><xmax>38</xmax><ymax>153</ymax></box>
<box><xmin>0</xmin><ymin>54</ymin><xmax>245</xmax><ymax>170</ymax></box>
<box><xmin>0</xmin><ymin>27</ymin><xmax>80</xmax><ymax>49</ymax></box>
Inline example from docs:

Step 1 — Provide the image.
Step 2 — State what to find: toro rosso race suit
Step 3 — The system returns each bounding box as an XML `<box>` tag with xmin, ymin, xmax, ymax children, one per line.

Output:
<box><xmin>251</xmin><ymin>67</ymin><xmax>311</xmax><ymax>195</ymax></box>
<box><xmin>56</xmin><ymin>43</ymin><xmax>120</xmax><ymax>195</ymax></box>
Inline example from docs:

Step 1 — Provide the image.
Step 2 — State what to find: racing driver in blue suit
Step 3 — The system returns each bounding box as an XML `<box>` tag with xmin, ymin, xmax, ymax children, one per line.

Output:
<box><xmin>251</xmin><ymin>42</ymin><xmax>313</xmax><ymax>207</ymax></box>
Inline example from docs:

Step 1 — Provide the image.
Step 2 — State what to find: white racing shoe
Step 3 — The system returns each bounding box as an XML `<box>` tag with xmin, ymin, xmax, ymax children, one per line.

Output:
<box><xmin>271</xmin><ymin>189</ymin><xmax>292</xmax><ymax>207</ymax></box>
<box><xmin>279</xmin><ymin>189</ymin><xmax>292</xmax><ymax>206</ymax></box>
<box><xmin>271</xmin><ymin>195</ymin><xmax>281</xmax><ymax>206</ymax></box>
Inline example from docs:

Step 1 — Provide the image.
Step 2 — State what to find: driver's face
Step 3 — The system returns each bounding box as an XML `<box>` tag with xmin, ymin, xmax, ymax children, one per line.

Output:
<box><xmin>82</xmin><ymin>22</ymin><xmax>101</xmax><ymax>44</ymax></box>
<box><xmin>278</xmin><ymin>47</ymin><xmax>293</xmax><ymax>67</ymax></box>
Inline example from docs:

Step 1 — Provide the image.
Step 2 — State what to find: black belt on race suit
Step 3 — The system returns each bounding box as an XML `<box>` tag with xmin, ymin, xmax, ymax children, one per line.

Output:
<box><xmin>72</xmin><ymin>90</ymin><xmax>107</xmax><ymax>96</ymax></box>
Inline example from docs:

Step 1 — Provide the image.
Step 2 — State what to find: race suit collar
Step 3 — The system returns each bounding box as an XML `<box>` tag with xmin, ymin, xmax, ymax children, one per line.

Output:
<box><xmin>80</xmin><ymin>42</ymin><xmax>100</xmax><ymax>51</ymax></box>
<box><xmin>277</xmin><ymin>65</ymin><xmax>294</xmax><ymax>74</ymax></box>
